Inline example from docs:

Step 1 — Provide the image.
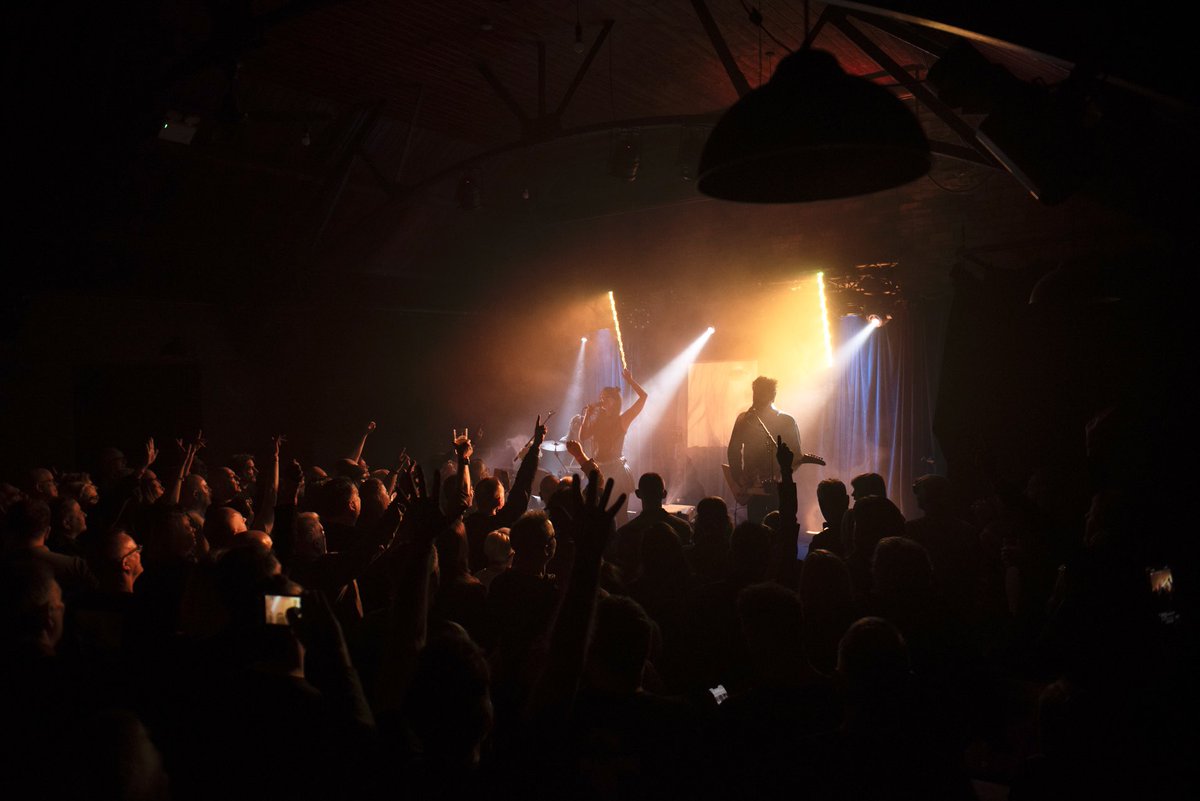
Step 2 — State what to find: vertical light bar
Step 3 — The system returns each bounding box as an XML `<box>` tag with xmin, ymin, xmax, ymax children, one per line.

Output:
<box><xmin>608</xmin><ymin>289</ymin><xmax>628</xmax><ymax>371</ymax></box>
<box><xmin>817</xmin><ymin>272</ymin><xmax>834</xmax><ymax>367</ymax></box>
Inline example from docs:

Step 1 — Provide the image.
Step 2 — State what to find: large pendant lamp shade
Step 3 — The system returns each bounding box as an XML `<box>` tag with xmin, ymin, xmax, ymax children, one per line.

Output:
<box><xmin>698</xmin><ymin>48</ymin><xmax>931</xmax><ymax>202</ymax></box>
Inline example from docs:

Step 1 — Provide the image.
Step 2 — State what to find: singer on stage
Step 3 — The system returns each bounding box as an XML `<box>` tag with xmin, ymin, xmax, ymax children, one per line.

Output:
<box><xmin>580</xmin><ymin>367</ymin><xmax>647</xmax><ymax>504</ymax></box>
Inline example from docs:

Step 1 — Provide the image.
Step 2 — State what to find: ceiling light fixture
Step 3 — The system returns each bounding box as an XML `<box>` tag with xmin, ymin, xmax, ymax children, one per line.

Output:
<box><xmin>698</xmin><ymin>19</ymin><xmax>929</xmax><ymax>202</ymax></box>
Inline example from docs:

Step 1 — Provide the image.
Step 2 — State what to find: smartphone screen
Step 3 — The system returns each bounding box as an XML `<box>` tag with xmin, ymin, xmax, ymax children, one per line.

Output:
<box><xmin>709</xmin><ymin>684</ymin><xmax>729</xmax><ymax>705</ymax></box>
<box><xmin>1148</xmin><ymin>567</ymin><xmax>1177</xmax><ymax>624</ymax></box>
<box><xmin>264</xmin><ymin>594</ymin><xmax>302</xmax><ymax>626</ymax></box>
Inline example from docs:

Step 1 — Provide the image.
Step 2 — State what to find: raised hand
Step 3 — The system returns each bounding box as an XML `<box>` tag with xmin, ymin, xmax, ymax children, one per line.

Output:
<box><xmin>366</xmin><ymin>421</ymin><xmax>377</xmax><ymax>433</ymax></box>
<box><xmin>776</xmin><ymin>435</ymin><xmax>794</xmax><ymax>475</ymax></box>
<box><xmin>569</xmin><ymin>470</ymin><xmax>626</xmax><ymax>562</ymax></box>
<box><xmin>287</xmin><ymin>589</ymin><xmax>352</xmax><ymax>669</ymax></box>
<box><xmin>406</xmin><ymin>465</ymin><xmax>443</xmax><ymax>545</ymax></box>
<box><xmin>622</xmin><ymin>367</ymin><xmax>634</xmax><ymax>383</ymax></box>
<box><xmin>144</xmin><ymin>437</ymin><xmax>159</xmax><ymax>468</ymax></box>
<box><xmin>452</xmin><ymin>428</ymin><xmax>473</xmax><ymax>461</ymax></box>
<box><xmin>271</xmin><ymin>433</ymin><xmax>287</xmax><ymax>458</ymax></box>
<box><xmin>565</xmin><ymin>439</ymin><xmax>586</xmax><ymax>463</ymax></box>
<box><xmin>532</xmin><ymin>415</ymin><xmax>547</xmax><ymax>449</ymax></box>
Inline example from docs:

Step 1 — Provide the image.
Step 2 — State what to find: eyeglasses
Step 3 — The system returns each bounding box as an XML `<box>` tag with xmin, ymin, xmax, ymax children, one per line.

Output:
<box><xmin>120</xmin><ymin>544</ymin><xmax>143</xmax><ymax>564</ymax></box>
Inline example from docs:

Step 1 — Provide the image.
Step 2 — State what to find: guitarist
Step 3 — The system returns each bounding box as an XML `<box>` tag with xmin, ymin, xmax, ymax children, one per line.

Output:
<box><xmin>727</xmin><ymin>376</ymin><xmax>823</xmax><ymax>523</ymax></box>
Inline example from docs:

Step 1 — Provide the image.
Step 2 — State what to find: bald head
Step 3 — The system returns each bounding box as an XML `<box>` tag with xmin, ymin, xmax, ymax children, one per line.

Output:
<box><xmin>203</xmin><ymin>506</ymin><xmax>247</xmax><ymax>551</ymax></box>
<box><xmin>182</xmin><ymin>474</ymin><xmax>211</xmax><ymax>514</ymax></box>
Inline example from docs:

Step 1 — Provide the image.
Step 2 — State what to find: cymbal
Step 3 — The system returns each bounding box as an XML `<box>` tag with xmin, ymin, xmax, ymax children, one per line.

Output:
<box><xmin>540</xmin><ymin>441</ymin><xmax>568</xmax><ymax>453</ymax></box>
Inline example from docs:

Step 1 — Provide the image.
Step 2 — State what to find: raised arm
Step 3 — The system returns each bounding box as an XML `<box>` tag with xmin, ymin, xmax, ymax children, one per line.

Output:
<box><xmin>496</xmin><ymin>416</ymin><xmax>545</xmax><ymax>526</ymax></box>
<box><xmin>769</xmin><ymin>435</ymin><xmax>802</xmax><ymax>585</ymax></box>
<box><xmin>164</xmin><ymin>434</ymin><xmax>201</xmax><ymax>506</ymax></box>
<box><xmin>351</xmin><ymin>421</ymin><xmax>376</xmax><ymax>464</ymax></box>
<box><xmin>451</xmin><ymin>428</ymin><xmax>473</xmax><ymax>516</ymax></box>
<box><xmin>250</xmin><ymin>434</ymin><xmax>283</xmax><ymax>534</ymax></box>
<box><xmin>564</xmin><ymin>440</ymin><xmax>602</xmax><ymax>485</ymax></box>
<box><xmin>528</xmin><ymin>472</ymin><xmax>626</xmax><ymax>720</ymax></box>
<box><xmin>376</xmin><ymin>465</ymin><xmax>441</xmax><ymax>714</ymax></box>
<box><xmin>619</xmin><ymin>367</ymin><xmax>648</xmax><ymax>430</ymax></box>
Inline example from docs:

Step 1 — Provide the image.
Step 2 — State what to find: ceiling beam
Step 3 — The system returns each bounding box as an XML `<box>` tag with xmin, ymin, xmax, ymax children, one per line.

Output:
<box><xmin>554</xmin><ymin>20</ymin><xmax>615</xmax><ymax>120</ymax></box>
<box><xmin>689</xmin><ymin>0</ymin><xmax>753</xmax><ymax>98</ymax></box>
<box><xmin>475</xmin><ymin>60</ymin><xmax>531</xmax><ymax>129</ymax></box>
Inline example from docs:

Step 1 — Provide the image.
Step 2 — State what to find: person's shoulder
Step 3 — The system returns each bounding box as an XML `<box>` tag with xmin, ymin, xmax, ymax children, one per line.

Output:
<box><xmin>664</xmin><ymin>513</ymin><xmax>693</xmax><ymax>534</ymax></box>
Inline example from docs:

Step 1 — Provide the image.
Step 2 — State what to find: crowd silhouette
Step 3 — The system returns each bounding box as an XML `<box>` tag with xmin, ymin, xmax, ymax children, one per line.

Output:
<box><xmin>0</xmin><ymin>409</ymin><xmax>1189</xmax><ymax>799</ymax></box>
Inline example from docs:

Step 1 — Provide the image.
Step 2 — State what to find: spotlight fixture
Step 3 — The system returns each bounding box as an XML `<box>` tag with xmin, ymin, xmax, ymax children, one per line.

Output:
<box><xmin>824</xmin><ymin>262</ymin><xmax>902</xmax><ymax>325</ymax></box>
<box><xmin>698</xmin><ymin>48</ymin><xmax>930</xmax><ymax>202</ymax></box>
<box><xmin>456</xmin><ymin>175</ymin><xmax>481</xmax><ymax>210</ymax></box>
<box><xmin>581</xmin><ymin>336</ymin><xmax>588</xmax><ymax>343</ymax></box>
<box><xmin>706</xmin><ymin>326</ymin><xmax>716</xmax><ymax>334</ymax></box>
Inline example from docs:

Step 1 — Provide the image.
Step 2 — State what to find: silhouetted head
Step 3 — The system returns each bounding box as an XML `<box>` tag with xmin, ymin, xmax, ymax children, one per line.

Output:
<box><xmin>332</xmin><ymin>458</ymin><xmax>369</xmax><ymax>482</ymax></box>
<box><xmin>538</xmin><ymin>474</ymin><xmax>561</xmax><ymax>505</ymax></box>
<box><xmin>202</xmin><ymin>506</ymin><xmax>248</xmax><ymax>552</ymax></box>
<box><xmin>738</xmin><ymin>582</ymin><xmax>805</xmax><ymax>677</ymax></box>
<box><xmin>322</xmin><ymin>477</ymin><xmax>360</xmax><ymax>525</ymax></box>
<box><xmin>96</xmin><ymin>530</ymin><xmax>144</xmax><ymax>593</ymax></box>
<box><xmin>209</xmin><ymin>467</ymin><xmax>241</xmax><ymax>503</ymax></box>
<box><xmin>482</xmin><ymin>528</ymin><xmax>512</xmax><ymax>568</ymax></box>
<box><xmin>358</xmin><ymin>477</ymin><xmax>390</xmax><ymax>525</ymax></box>
<box><xmin>0</xmin><ymin>558</ymin><xmax>64</xmax><ymax>656</ymax></box>
<box><xmin>182</xmin><ymin>474</ymin><xmax>211</xmax><ymax>514</ymax></box>
<box><xmin>635</xmin><ymin>472</ymin><xmax>667</xmax><ymax>509</ymax></box>
<box><xmin>294</xmin><ymin>512</ymin><xmax>326</xmax><ymax>560</ymax></box>
<box><xmin>851</xmin><ymin>496</ymin><xmax>905</xmax><ymax>558</ymax></box>
<box><xmin>228</xmin><ymin>454</ymin><xmax>258</xmax><ymax>488</ymax></box>
<box><xmin>98</xmin><ymin>448</ymin><xmax>126</xmax><ymax>482</ymax></box>
<box><xmin>751</xmin><ymin>375</ymin><xmax>778</xmax><ymax>409</ymax></box>
<box><xmin>817</xmin><ymin>478</ymin><xmax>850</xmax><ymax>524</ymax></box>
<box><xmin>5</xmin><ymin>498</ymin><xmax>51</xmax><ymax>547</ymax></box>
<box><xmin>475</xmin><ymin>477</ymin><xmax>505</xmax><ymax>515</ymax></box>
<box><xmin>26</xmin><ymin>468</ymin><xmax>58</xmax><ymax>501</ymax></box>
<box><xmin>871</xmin><ymin>536</ymin><xmax>934</xmax><ymax>600</ymax></box>
<box><xmin>912</xmin><ymin>474</ymin><xmax>952</xmax><ymax>514</ymax></box>
<box><xmin>850</xmin><ymin>472</ymin><xmax>886</xmax><ymax>501</ymax></box>
<box><xmin>406</xmin><ymin>624</ymin><xmax>492</xmax><ymax>766</ymax></box>
<box><xmin>138</xmin><ymin>469</ymin><xmax>165</xmax><ymax>505</ymax></box>
<box><xmin>799</xmin><ymin>548</ymin><xmax>853</xmax><ymax>613</ymax></box>
<box><xmin>730</xmin><ymin>520</ymin><xmax>771</xmax><ymax>584</ymax></box>
<box><xmin>509</xmin><ymin>511</ymin><xmax>555</xmax><ymax>574</ymax></box>
<box><xmin>694</xmin><ymin>497</ymin><xmax>732</xmax><ymax>545</ymax></box>
<box><xmin>587</xmin><ymin>595</ymin><xmax>654</xmax><ymax>695</ymax></box>
<box><xmin>837</xmin><ymin>616</ymin><xmax>911</xmax><ymax>698</ymax></box>
<box><xmin>49</xmin><ymin>496</ymin><xmax>86</xmax><ymax>541</ymax></box>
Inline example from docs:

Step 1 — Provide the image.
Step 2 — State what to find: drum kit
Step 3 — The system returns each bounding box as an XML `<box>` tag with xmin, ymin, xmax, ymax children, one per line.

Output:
<box><xmin>539</xmin><ymin>439</ymin><xmax>574</xmax><ymax>474</ymax></box>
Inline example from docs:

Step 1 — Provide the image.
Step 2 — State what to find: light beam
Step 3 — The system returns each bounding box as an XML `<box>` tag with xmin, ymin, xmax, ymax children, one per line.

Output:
<box><xmin>608</xmin><ymin>290</ymin><xmax>628</xmax><ymax>371</ymax></box>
